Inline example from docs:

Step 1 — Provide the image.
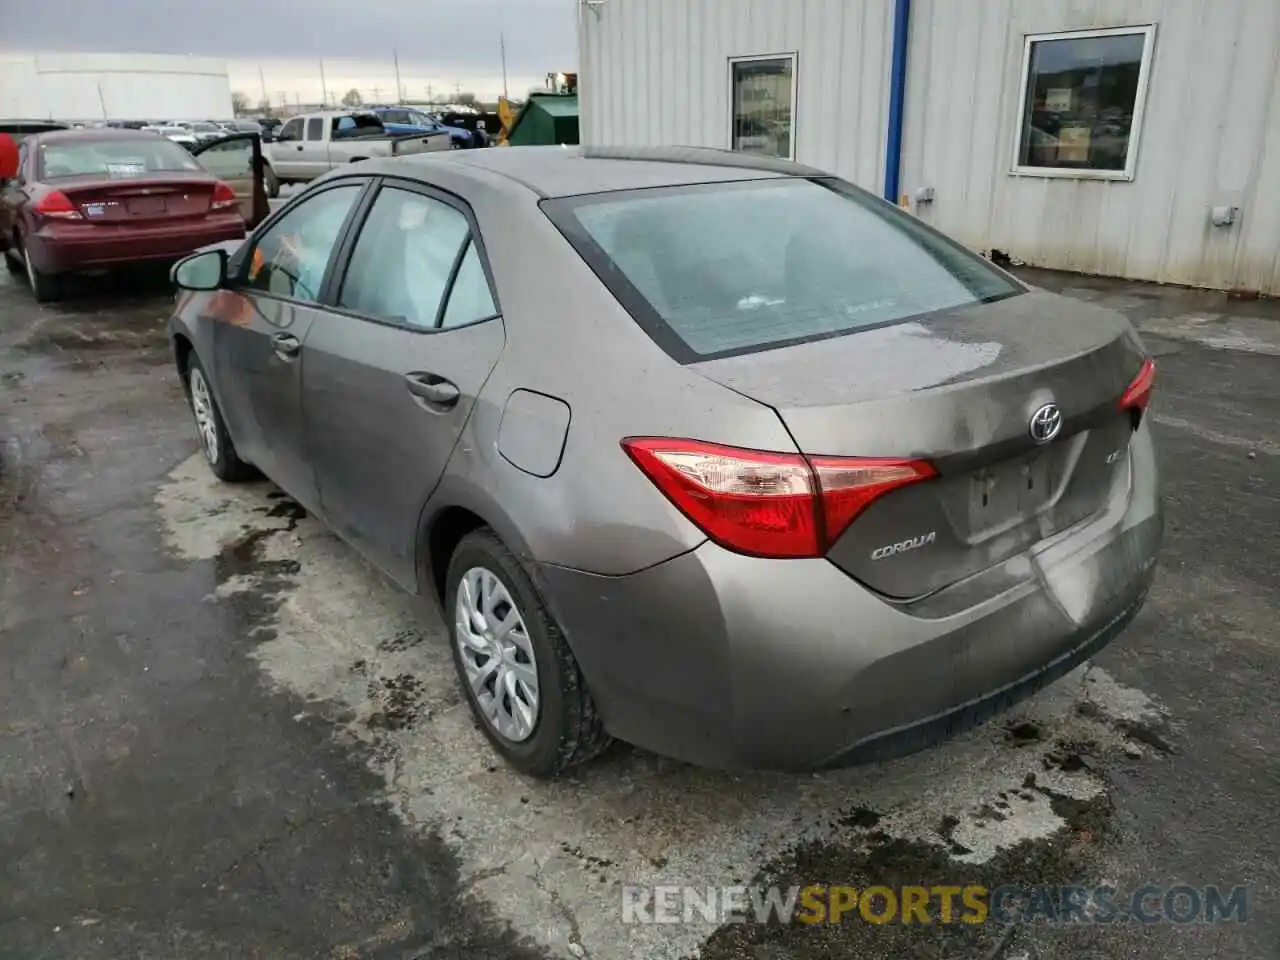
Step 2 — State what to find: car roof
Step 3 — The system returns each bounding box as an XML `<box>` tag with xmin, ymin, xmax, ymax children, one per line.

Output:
<box><xmin>377</xmin><ymin>145</ymin><xmax>828</xmax><ymax>199</ymax></box>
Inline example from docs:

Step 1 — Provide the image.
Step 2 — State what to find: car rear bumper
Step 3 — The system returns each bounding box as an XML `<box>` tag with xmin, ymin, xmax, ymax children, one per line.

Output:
<box><xmin>28</xmin><ymin>216</ymin><xmax>246</xmax><ymax>273</ymax></box>
<box><xmin>538</xmin><ymin>421</ymin><xmax>1163</xmax><ymax>771</ymax></box>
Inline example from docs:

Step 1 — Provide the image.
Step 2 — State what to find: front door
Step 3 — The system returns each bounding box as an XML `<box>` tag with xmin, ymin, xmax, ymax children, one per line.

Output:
<box><xmin>190</xmin><ymin>132</ymin><xmax>268</xmax><ymax>227</ymax></box>
<box><xmin>211</xmin><ymin>179</ymin><xmax>367</xmax><ymax>510</ymax></box>
<box><xmin>301</xmin><ymin>180</ymin><xmax>505</xmax><ymax>588</ymax></box>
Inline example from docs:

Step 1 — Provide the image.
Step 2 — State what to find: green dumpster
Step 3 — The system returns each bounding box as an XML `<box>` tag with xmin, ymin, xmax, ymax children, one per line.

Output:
<box><xmin>506</xmin><ymin>93</ymin><xmax>580</xmax><ymax>147</ymax></box>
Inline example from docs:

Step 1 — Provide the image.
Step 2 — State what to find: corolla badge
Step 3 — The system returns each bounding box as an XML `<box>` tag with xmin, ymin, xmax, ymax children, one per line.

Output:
<box><xmin>1029</xmin><ymin>402</ymin><xmax>1063</xmax><ymax>444</ymax></box>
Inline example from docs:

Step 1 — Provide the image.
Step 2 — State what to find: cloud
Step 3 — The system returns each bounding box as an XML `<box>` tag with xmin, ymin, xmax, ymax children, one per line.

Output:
<box><xmin>2</xmin><ymin>0</ymin><xmax>576</xmax><ymax>99</ymax></box>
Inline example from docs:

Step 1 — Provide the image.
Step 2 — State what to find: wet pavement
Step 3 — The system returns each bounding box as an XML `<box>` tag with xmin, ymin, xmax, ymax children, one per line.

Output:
<box><xmin>0</xmin><ymin>263</ymin><xmax>1276</xmax><ymax>960</ymax></box>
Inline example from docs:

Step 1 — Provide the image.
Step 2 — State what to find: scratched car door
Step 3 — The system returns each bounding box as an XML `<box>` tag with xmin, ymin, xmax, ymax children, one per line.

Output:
<box><xmin>209</xmin><ymin>180</ymin><xmax>367</xmax><ymax>510</ymax></box>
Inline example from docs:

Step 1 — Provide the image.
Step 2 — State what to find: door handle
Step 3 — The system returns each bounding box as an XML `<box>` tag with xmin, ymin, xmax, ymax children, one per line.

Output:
<box><xmin>296</xmin><ymin>144</ymin><xmax>304</xmax><ymax>151</ymax></box>
<box><xmin>272</xmin><ymin>333</ymin><xmax>300</xmax><ymax>358</ymax></box>
<box><xmin>404</xmin><ymin>373</ymin><xmax>460</xmax><ymax>407</ymax></box>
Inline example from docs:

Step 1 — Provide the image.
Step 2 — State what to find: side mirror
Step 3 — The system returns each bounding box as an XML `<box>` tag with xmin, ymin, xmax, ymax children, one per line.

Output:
<box><xmin>0</xmin><ymin>133</ymin><xmax>18</xmax><ymax>180</ymax></box>
<box><xmin>171</xmin><ymin>248</ymin><xmax>228</xmax><ymax>290</ymax></box>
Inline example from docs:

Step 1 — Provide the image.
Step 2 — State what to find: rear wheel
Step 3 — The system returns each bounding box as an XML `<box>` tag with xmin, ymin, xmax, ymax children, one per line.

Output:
<box><xmin>187</xmin><ymin>356</ymin><xmax>256</xmax><ymax>482</ymax></box>
<box><xmin>263</xmin><ymin>164</ymin><xmax>280</xmax><ymax>199</ymax></box>
<box><xmin>3</xmin><ymin>246</ymin><xmax>20</xmax><ymax>274</ymax></box>
<box><xmin>20</xmin><ymin>240</ymin><xmax>61</xmax><ymax>303</ymax></box>
<box><xmin>445</xmin><ymin>529</ymin><xmax>610</xmax><ymax>777</ymax></box>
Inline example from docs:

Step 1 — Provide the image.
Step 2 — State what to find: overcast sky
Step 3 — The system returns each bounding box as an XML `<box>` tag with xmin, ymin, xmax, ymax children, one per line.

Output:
<box><xmin>1</xmin><ymin>0</ymin><xmax>577</xmax><ymax>102</ymax></box>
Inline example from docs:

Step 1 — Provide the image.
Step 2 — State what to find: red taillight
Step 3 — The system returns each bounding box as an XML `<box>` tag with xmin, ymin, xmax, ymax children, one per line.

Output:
<box><xmin>33</xmin><ymin>190</ymin><xmax>81</xmax><ymax>220</ymax></box>
<box><xmin>1119</xmin><ymin>357</ymin><xmax>1156</xmax><ymax>412</ymax></box>
<box><xmin>211</xmin><ymin>181</ymin><xmax>238</xmax><ymax>211</ymax></box>
<box><xmin>621</xmin><ymin>438</ymin><xmax>935</xmax><ymax>559</ymax></box>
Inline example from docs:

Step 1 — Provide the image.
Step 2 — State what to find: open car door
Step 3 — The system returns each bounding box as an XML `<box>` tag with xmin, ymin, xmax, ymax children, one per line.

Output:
<box><xmin>190</xmin><ymin>132</ymin><xmax>269</xmax><ymax>228</ymax></box>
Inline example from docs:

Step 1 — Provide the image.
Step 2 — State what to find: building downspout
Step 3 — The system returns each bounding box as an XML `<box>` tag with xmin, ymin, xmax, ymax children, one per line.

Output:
<box><xmin>883</xmin><ymin>0</ymin><xmax>910</xmax><ymax>202</ymax></box>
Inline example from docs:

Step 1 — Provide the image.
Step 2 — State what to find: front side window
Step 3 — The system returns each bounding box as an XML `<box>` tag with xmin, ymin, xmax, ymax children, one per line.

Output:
<box><xmin>544</xmin><ymin>178</ymin><xmax>1022</xmax><ymax>362</ymax></box>
<box><xmin>1015</xmin><ymin>26</ymin><xmax>1155</xmax><ymax>178</ymax></box>
<box><xmin>338</xmin><ymin>186</ymin><xmax>472</xmax><ymax>328</ymax></box>
<box><xmin>245</xmin><ymin>184</ymin><xmax>362</xmax><ymax>302</ymax></box>
<box><xmin>276</xmin><ymin>118</ymin><xmax>303</xmax><ymax>142</ymax></box>
<box><xmin>194</xmin><ymin>137</ymin><xmax>253</xmax><ymax>179</ymax></box>
<box><xmin>730</xmin><ymin>55</ymin><xmax>795</xmax><ymax>160</ymax></box>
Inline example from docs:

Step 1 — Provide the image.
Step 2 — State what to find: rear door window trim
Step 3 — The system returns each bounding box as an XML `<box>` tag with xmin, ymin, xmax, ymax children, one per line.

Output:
<box><xmin>319</xmin><ymin>175</ymin><xmax>502</xmax><ymax>335</ymax></box>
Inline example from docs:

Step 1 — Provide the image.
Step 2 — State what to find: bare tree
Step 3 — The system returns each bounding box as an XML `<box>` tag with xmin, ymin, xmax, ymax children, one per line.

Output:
<box><xmin>456</xmin><ymin>91</ymin><xmax>477</xmax><ymax>107</ymax></box>
<box><xmin>256</xmin><ymin>98</ymin><xmax>275</xmax><ymax>117</ymax></box>
<box><xmin>231</xmin><ymin>91</ymin><xmax>251</xmax><ymax>116</ymax></box>
<box><xmin>341</xmin><ymin>88</ymin><xmax>364</xmax><ymax>107</ymax></box>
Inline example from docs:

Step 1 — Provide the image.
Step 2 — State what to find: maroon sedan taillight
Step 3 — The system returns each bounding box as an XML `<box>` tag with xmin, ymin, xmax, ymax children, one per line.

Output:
<box><xmin>211</xmin><ymin>181</ymin><xmax>238</xmax><ymax>211</ymax></box>
<box><xmin>33</xmin><ymin>191</ymin><xmax>82</xmax><ymax>220</ymax></box>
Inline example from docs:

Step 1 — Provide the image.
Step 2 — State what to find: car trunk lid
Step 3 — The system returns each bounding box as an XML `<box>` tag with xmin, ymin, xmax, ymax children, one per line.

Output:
<box><xmin>53</xmin><ymin>174</ymin><xmax>217</xmax><ymax>222</ymax></box>
<box><xmin>689</xmin><ymin>290</ymin><xmax>1150</xmax><ymax>598</ymax></box>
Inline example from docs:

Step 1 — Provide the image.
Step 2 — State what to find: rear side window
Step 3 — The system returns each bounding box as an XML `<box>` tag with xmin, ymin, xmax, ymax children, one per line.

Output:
<box><xmin>305</xmin><ymin>118</ymin><xmax>323</xmax><ymax>140</ymax></box>
<box><xmin>544</xmin><ymin>178</ymin><xmax>1023</xmax><ymax>361</ymax></box>
<box><xmin>338</xmin><ymin>186</ymin><xmax>472</xmax><ymax>328</ymax></box>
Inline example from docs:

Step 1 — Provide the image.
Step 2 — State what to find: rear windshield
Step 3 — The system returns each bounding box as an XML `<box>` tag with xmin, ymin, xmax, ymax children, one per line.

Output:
<box><xmin>544</xmin><ymin>178</ymin><xmax>1023</xmax><ymax>361</ymax></box>
<box><xmin>37</xmin><ymin>137</ymin><xmax>203</xmax><ymax>179</ymax></box>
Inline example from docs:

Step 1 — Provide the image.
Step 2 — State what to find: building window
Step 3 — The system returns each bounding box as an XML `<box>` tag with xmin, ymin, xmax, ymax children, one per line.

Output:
<box><xmin>729</xmin><ymin>54</ymin><xmax>796</xmax><ymax>160</ymax></box>
<box><xmin>1014</xmin><ymin>25</ymin><xmax>1155</xmax><ymax>180</ymax></box>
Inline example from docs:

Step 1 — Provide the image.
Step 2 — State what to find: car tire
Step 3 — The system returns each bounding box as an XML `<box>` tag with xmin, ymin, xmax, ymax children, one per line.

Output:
<box><xmin>20</xmin><ymin>240</ymin><xmax>62</xmax><ymax>303</ymax></box>
<box><xmin>186</xmin><ymin>355</ymin><xmax>256</xmax><ymax>482</ymax></box>
<box><xmin>3</xmin><ymin>246</ymin><xmax>21</xmax><ymax>274</ymax></box>
<box><xmin>445</xmin><ymin>528</ymin><xmax>611</xmax><ymax>777</ymax></box>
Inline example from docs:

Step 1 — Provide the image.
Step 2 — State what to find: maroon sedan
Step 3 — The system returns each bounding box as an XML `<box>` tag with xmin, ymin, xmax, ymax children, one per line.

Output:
<box><xmin>0</xmin><ymin>128</ymin><xmax>260</xmax><ymax>302</ymax></box>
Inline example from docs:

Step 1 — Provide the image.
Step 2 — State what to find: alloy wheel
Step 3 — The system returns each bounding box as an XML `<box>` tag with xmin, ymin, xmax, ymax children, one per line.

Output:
<box><xmin>188</xmin><ymin>367</ymin><xmax>220</xmax><ymax>464</ymax></box>
<box><xmin>455</xmin><ymin>565</ymin><xmax>540</xmax><ymax>742</ymax></box>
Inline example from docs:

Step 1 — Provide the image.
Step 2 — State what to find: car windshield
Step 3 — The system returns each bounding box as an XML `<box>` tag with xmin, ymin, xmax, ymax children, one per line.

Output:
<box><xmin>37</xmin><ymin>137</ymin><xmax>203</xmax><ymax>179</ymax></box>
<box><xmin>191</xmin><ymin>122</ymin><xmax>220</xmax><ymax>132</ymax></box>
<box><xmin>544</xmin><ymin>177</ymin><xmax>1023</xmax><ymax>361</ymax></box>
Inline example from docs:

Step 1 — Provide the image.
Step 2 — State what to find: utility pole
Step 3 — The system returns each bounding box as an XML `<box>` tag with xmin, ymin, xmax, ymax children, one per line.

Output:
<box><xmin>454</xmin><ymin>82</ymin><xmax>462</xmax><ymax>102</ymax></box>
<box><xmin>295</xmin><ymin>91</ymin><xmax>301</xmax><ymax>110</ymax></box>
<box><xmin>500</xmin><ymin>32</ymin><xmax>508</xmax><ymax>99</ymax></box>
<box><xmin>258</xmin><ymin>66</ymin><xmax>269</xmax><ymax>107</ymax></box>
<box><xmin>278</xmin><ymin>91</ymin><xmax>287</xmax><ymax>109</ymax></box>
<box><xmin>426</xmin><ymin>85</ymin><xmax>434</xmax><ymax>105</ymax></box>
<box><xmin>393</xmin><ymin>49</ymin><xmax>404</xmax><ymax>103</ymax></box>
<box><xmin>319</xmin><ymin>58</ymin><xmax>329</xmax><ymax>106</ymax></box>
<box><xmin>371</xmin><ymin>86</ymin><xmax>382</xmax><ymax>103</ymax></box>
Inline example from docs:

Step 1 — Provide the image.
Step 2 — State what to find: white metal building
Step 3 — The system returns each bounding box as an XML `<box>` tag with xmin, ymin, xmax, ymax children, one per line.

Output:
<box><xmin>579</xmin><ymin>0</ymin><xmax>1280</xmax><ymax>295</ymax></box>
<box><xmin>0</xmin><ymin>52</ymin><xmax>233</xmax><ymax>122</ymax></box>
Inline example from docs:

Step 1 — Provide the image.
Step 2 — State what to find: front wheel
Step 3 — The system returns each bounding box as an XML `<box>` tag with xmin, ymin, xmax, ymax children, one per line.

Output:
<box><xmin>446</xmin><ymin>529</ymin><xmax>611</xmax><ymax>777</ymax></box>
<box><xmin>186</xmin><ymin>356</ymin><xmax>256</xmax><ymax>482</ymax></box>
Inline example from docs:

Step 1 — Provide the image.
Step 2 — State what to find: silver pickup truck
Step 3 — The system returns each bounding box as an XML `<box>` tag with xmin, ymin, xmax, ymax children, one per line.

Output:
<box><xmin>262</xmin><ymin>110</ymin><xmax>450</xmax><ymax>195</ymax></box>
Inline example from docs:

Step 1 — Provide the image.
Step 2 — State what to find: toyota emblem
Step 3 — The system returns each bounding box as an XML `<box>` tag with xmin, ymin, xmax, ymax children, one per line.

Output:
<box><xmin>1029</xmin><ymin>403</ymin><xmax>1063</xmax><ymax>444</ymax></box>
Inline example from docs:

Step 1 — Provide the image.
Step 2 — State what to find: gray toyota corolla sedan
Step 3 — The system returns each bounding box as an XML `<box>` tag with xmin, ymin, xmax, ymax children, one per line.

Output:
<box><xmin>167</xmin><ymin>146</ymin><xmax>1162</xmax><ymax>777</ymax></box>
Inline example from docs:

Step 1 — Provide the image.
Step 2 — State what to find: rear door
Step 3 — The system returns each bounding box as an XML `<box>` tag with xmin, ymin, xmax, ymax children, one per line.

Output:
<box><xmin>300</xmin><ymin>177</ymin><xmax>505</xmax><ymax>589</ymax></box>
<box><xmin>190</xmin><ymin>132</ymin><xmax>268</xmax><ymax>226</ymax></box>
<box><xmin>299</xmin><ymin>116</ymin><xmax>330</xmax><ymax>178</ymax></box>
<box><xmin>206</xmin><ymin>179</ymin><xmax>369</xmax><ymax>510</ymax></box>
